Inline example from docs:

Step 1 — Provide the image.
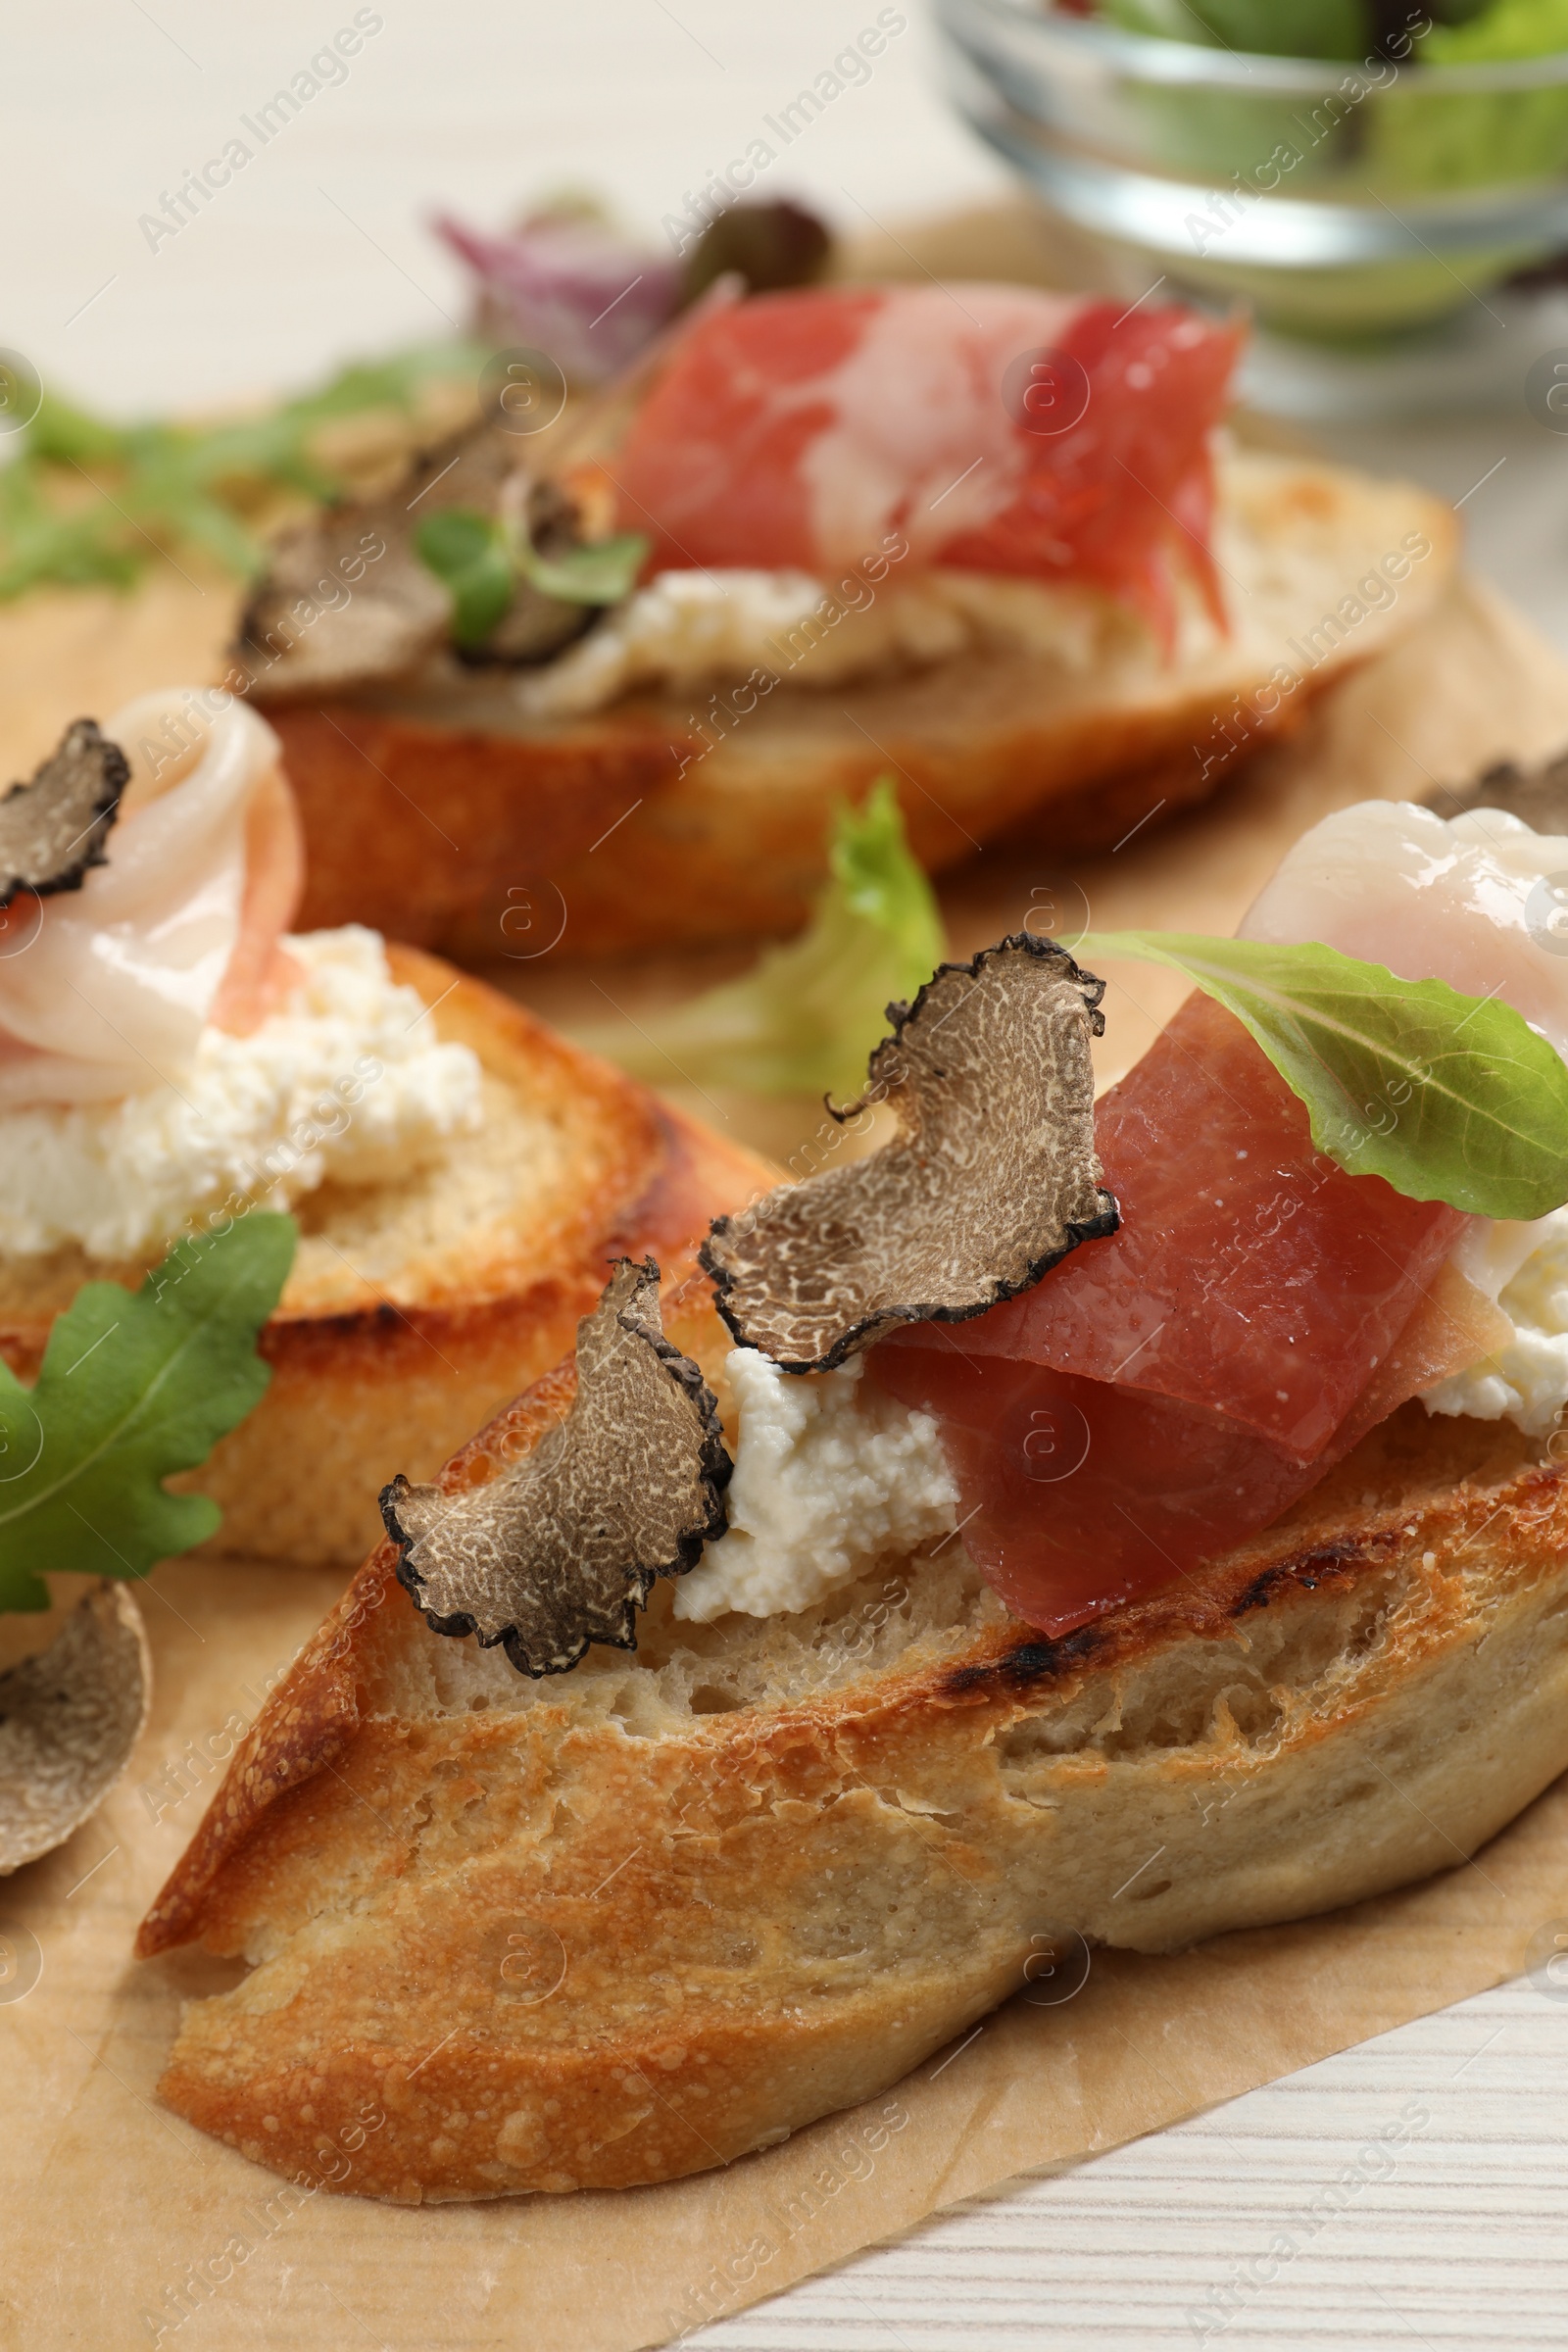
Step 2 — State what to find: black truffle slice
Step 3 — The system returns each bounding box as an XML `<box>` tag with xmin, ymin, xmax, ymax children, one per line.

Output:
<box><xmin>380</xmin><ymin>1257</ymin><xmax>730</xmax><ymax>1678</ymax></box>
<box><xmin>0</xmin><ymin>719</ymin><xmax>126</xmax><ymax>908</ymax></box>
<box><xmin>1450</xmin><ymin>745</ymin><xmax>1568</xmax><ymax>835</ymax></box>
<box><xmin>0</xmin><ymin>1584</ymin><xmax>151</xmax><ymax>1876</ymax></box>
<box><xmin>701</xmin><ymin>933</ymin><xmax>1119</xmax><ymax>1373</ymax></box>
<box><xmin>235</xmin><ymin>420</ymin><xmax>594</xmax><ymax>701</ymax></box>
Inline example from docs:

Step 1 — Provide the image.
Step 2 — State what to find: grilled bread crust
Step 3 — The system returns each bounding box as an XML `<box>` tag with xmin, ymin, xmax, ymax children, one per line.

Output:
<box><xmin>137</xmin><ymin>1287</ymin><xmax>1567</xmax><ymax>2205</ymax></box>
<box><xmin>0</xmin><ymin>950</ymin><xmax>770</xmax><ymax>1568</ymax></box>
<box><xmin>275</xmin><ymin>456</ymin><xmax>1458</xmax><ymax>959</ymax></box>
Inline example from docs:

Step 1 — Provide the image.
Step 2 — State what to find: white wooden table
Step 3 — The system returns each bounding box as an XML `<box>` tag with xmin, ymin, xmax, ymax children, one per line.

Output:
<box><xmin>693</xmin><ymin>1977</ymin><xmax>1568</xmax><ymax>2348</ymax></box>
<box><xmin>7</xmin><ymin>7</ymin><xmax>1568</xmax><ymax>2343</ymax></box>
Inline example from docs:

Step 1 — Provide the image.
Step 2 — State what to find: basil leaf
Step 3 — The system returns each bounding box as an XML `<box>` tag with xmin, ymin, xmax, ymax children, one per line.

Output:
<box><xmin>415</xmin><ymin>506</ymin><xmax>515</xmax><ymax>648</ymax></box>
<box><xmin>1076</xmin><ymin>930</ymin><xmax>1568</xmax><ymax>1221</ymax></box>
<box><xmin>0</xmin><ymin>1212</ymin><xmax>296</xmax><ymax>1613</ymax></box>
<box><xmin>516</xmin><ymin>529</ymin><xmax>648</xmax><ymax>607</ymax></box>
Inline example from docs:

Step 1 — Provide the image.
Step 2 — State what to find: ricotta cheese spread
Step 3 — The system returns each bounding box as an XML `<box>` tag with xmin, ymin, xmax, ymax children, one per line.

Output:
<box><xmin>1422</xmin><ymin>1210</ymin><xmax>1568</xmax><ymax>1437</ymax></box>
<box><xmin>675</xmin><ymin>1348</ymin><xmax>958</xmax><ymax>1622</ymax></box>
<box><xmin>510</xmin><ymin>565</ymin><xmax>1118</xmax><ymax>722</ymax></box>
<box><xmin>0</xmin><ymin>927</ymin><xmax>481</xmax><ymax>1261</ymax></box>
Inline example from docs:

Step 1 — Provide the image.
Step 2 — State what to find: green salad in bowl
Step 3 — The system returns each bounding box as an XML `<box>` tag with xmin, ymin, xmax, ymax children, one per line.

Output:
<box><xmin>938</xmin><ymin>0</ymin><xmax>1568</xmax><ymax>334</ymax></box>
<box><xmin>1105</xmin><ymin>0</ymin><xmax>1568</xmax><ymax>186</ymax></box>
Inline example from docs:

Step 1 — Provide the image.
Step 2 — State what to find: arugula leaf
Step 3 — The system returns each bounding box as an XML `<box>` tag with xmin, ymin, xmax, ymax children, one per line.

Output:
<box><xmin>276</xmin><ymin>342</ymin><xmax>493</xmax><ymax>426</ymax></box>
<box><xmin>0</xmin><ymin>464</ymin><xmax>142</xmax><ymax>598</ymax></box>
<box><xmin>584</xmin><ymin>779</ymin><xmax>945</xmax><ymax>1100</ymax></box>
<box><xmin>516</xmin><ymin>528</ymin><xmax>648</xmax><ymax>606</ymax></box>
<box><xmin>0</xmin><ymin>341</ymin><xmax>492</xmax><ymax>601</ymax></box>
<box><xmin>415</xmin><ymin>508</ymin><xmax>515</xmax><ymax>648</ymax></box>
<box><xmin>1077</xmin><ymin>930</ymin><xmax>1568</xmax><ymax>1220</ymax></box>
<box><xmin>0</xmin><ymin>1212</ymin><xmax>296</xmax><ymax>1613</ymax></box>
<box><xmin>27</xmin><ymin>392</ymin><xmax>128</xmax><ymax>468</ymax></box>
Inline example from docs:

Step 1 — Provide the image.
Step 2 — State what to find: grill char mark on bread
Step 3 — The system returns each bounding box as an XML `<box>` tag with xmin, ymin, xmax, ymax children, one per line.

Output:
<box><xmin>137</xmin><ymin>1337</ymin><xmax>1568</xmax><ymax>2203</ymax></box>
<box><xmin>939</xmin><ymin>1628</ymin><xmax>1112</xmax><ymax>1696</ymax></box>
<box><xmin>937</xmin><ymin>1521</ymin><xmax>1419</xmax><ymax>1699</ymax></box>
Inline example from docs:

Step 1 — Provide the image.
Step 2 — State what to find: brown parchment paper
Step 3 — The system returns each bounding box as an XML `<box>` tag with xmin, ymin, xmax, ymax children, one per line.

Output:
<box><xmin>6</xmin><ymin>556</ymin><xmax>1568</xmax><ymax>2351</ymax></box>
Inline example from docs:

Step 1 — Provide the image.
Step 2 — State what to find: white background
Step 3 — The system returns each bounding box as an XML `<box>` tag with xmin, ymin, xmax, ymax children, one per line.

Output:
<box><xmin>10</xmin><ymin>0</ymin><xmax>1568</xmax><ymax>650</ymax></box>
<box><xmin>8</xmin><ymin>0</ymin><xmax>1004</xmax><ymax>414</ymax></box>
<box><xmin>7</xmin><ymin>6</ymin><xmax>1568</xmax><ymax>2344</ymax></box>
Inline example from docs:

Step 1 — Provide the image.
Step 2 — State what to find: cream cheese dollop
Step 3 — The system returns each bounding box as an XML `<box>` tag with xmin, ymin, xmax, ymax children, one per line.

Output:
<box><xmin>0</xmin><ymin>926</ymin><xmax>480</xmax><ymax>1260</ymax></box>
<box><xmin>1422</xmin><ymin>1209</ymin><xmax>1568</xmax><ymax>1437</ymax></box>
<box><xmin>510</xmin><ymin>565</ymin><xmax>1111</xmax><ymax>721</ymax></box>
<box><xmin>675</xmin><ymin>1348</ymin><xmax>957</xmax><ymax>1622</ymax></box>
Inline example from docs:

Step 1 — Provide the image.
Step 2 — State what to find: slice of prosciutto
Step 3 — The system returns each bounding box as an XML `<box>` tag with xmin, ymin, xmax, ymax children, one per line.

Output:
<box><xmin>876</xmin><ymin>994</ymin><xmax>1469</xmax><ymax>1631</ymax></box>
<box><xmin>1242</xmin><ymin>797</ymin><xmax>1568</xmax><ymax>1062</ymax></box>
<box><xmin>874</xmin><ymin>796</ymin><xmax>1565</xmax><ymax>1638</ymax></box>
<box><xmin>0</xmin><ymin>692</ymin><xmax>303</xmax><ymax>1106</ymax></box>
<box><xmin>611</xmin><ymin>284</ymin><xmax>1242</xmax><ymax>640</ymax></box>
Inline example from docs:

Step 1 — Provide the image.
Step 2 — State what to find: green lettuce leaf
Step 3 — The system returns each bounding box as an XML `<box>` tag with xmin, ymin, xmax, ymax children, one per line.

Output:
<box><xmin>0</xmin><ymin>1212</ymin><xmax>297</xmax><ymax>1613</ymax></box>
<box><xmin>1077</xmin><ymin>930</ymin><xmax>1568</xmax><ymax>1220</ymax></box>
<box><xmin>1423</xmin><ymin>0</ymin><xmax>1568</xmax><ymax>59</ymax></box>
<box><xmin>1370</xmin><ymin>0</ymin><xmax>1568</xmax><ymax>193</ymax></box>
<box><xmin>1102</xmin><ymin>0</ymin><xmax>1369</xmax><ymax>58</ymax></box>
<box><xmin>582</xmin><ymin>779</ymin><xmax>945</xmax><ymax>1100</ymax></box>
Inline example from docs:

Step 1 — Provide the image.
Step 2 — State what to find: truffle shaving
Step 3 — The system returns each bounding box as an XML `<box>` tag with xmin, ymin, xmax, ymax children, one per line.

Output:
<box><xmin>0</xmin><ymin>719</ymin><xmax>125</xmax><ymax>909</ymax></box>
<box><xmin>702</xmin><ymin>932</ymin><xmax>1118</xmax><ymax>1372</ymax></box>
<box><xmin>1453</xmin><ymin>745</ymin><xmax>1568</xmax><ymax>835</ymax></box>
<box><xmin>381</xmin><ymin>1257</ymin><xmax>730</xmax><ymax>1677</ymax></box>
<box><xmin>235</xmin><ymin>420</ymin><xmax>595</xmax><ymax>701</ymax></box>
<box><xmin>0</xmin><ymin>1583</ymin><xmax>152</xmax><ymax>1875</ymax></box>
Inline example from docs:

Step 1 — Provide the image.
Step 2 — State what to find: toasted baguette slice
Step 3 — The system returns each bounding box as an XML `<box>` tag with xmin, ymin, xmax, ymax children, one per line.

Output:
<box><xmin>0</xmin><ymin>950</ymin><xmax>768</xmax><ymax>1570</ymax></box>
<box><xmin>139</xmin><ymin>1273</ymin><xmax>1568</xmax><ymax>2205</ymax></box>
<box><xmin>273</xmin><ymin>454</ymin><xmax>1456</xmax><ymax>959</ymax></box>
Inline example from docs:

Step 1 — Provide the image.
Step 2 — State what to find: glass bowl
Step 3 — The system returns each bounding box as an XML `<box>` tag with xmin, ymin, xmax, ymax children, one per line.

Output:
<box><xmin>934</xmin><ymin>0</ymin><xmax>1568</xmax><ymax>336</ymax></box>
